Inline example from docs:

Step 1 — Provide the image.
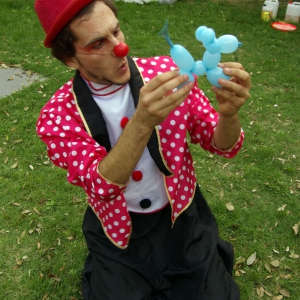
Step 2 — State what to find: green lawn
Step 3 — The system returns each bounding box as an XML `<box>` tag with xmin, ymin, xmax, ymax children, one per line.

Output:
<box><xmin>0</xmin><ymin>0</ymin><xmax>299</xmax><ymax>299</ymax></box>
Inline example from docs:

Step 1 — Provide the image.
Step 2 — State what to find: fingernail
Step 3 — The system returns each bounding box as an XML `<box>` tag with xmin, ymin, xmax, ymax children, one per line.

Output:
<box><xmin>224</xmin><ymin>68</ymin><xmax>231</xmax><ymax>74</ymax></box>
<box><xmin>218</xmin><ymin>63</ymin><xmax>225</xmax><ymax>68</ymax></box>
<box><xmin>183</xmin><ymin>74</ymin><xmax>189</xmax><ymax>80</ymax></box>
<box><xmin>188</xmin><ymin>82</ymin><xmax>194</xmax><ymax>88</ymax></box>
<box><xmin>219</xmin><ymin>79</ymin><xmax>225</xmax><ymax>85</ymax></box>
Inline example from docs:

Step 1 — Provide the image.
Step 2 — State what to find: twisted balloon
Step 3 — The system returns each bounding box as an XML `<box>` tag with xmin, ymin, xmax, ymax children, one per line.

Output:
<box><xmin>158</xmin><ymin>21</ymin><xmax>242</xmax><ymax>88</ymax></box>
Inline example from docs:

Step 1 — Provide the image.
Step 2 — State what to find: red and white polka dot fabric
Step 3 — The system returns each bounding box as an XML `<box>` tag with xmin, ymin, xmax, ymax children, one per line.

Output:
<box><xmin>36</xmin><ymin>56</ymin><xmax>244</xmax><ymax>249</ymax></box>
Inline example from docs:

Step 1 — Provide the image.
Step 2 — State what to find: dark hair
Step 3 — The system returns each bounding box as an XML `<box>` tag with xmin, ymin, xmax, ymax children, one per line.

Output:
<box><xmin>51</xmin><ymin>0</ymin><xmax>118</xmax><ymax>64</ymax></box>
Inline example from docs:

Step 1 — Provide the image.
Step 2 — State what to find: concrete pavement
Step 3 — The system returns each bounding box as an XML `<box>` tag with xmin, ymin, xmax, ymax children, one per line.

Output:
<box><xmin>0</xmin><ymin>66</ymin><xmax>44</xmax><ymax>99</ymax></box>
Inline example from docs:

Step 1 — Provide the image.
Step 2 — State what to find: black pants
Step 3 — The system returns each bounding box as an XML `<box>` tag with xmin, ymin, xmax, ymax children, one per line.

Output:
<box><xmin>82</xmin><ymin>186</ymin><xmax>240</xmax><ymax>300</ymax></box>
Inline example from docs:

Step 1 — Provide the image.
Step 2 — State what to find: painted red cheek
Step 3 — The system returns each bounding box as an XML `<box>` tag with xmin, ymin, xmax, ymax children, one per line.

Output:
<box><xmin>113</xmin><ymin>43</ymin><xmax>129</xmax><ymax>57</ymax></box>
<box><xmin>132</xmin><ymin>170</ymin><xmax>143</xmax><ymax>181</ymax></box>
<box><xmin>120</xmin><ymin>117</ymin><xmax>129</xmax><ymax>129</ymax></box>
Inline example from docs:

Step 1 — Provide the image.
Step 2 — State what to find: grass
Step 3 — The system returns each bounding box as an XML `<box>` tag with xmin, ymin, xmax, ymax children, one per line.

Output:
<box><xmin>0</xmin><ymin>0</ymin><xmax>299</xmax><ymax>299</ymax></box>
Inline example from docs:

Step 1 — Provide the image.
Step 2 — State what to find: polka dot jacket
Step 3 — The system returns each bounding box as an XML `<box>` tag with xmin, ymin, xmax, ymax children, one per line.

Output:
<box><xmin>36</xmin><ymin>56</ymin><xmax>244</xmax><ymax>249</ymax></box>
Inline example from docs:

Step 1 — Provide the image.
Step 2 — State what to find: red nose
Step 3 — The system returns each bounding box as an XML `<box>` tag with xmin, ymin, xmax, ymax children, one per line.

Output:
<box><xmin>113</xmin><ymin>42</ymin><xmax>129</xmax><ymax>57</ymax></box>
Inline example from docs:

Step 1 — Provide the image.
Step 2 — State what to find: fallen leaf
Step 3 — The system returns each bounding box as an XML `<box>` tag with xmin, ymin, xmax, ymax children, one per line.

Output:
<box><xmin>279</xmin><ymin>289</ymin><xmax>290</xmax><ymax>297</ymax></box>
<box><xmin>10</xmin><ymin>162</ymin><xmax>18</xmax><ymax>169</ymax></box>
<box><xmin>226</xmin><ymin>202</ymin><xmax>234</xmax><ymax>211</ymax></box>
<box><xmin>235</xmin><ymin>257</ymin><xmax>245</xmax><ymax>265</ymax></box>
<box><xmin>270</xmin><ymin>259</ymin><xmax>280</xmax><ymax>267</ymax></box>
<box><xmin>33</xmin><ymin>207</ymin><xmax>41</xmax><ymax>216</ymax></box>
<box><xmin>272</xmin><ymin>296</ymin><xmax>283</xmax><ymax>300</ymax></box>
<box><xmin>277</xmin><ymin>204</ymin><xmax>287</xmax><ymax>211</ymax></box>
<box><xmin>292</xmin><ymin>223</ymin><xmax>299</xmax><ymax>235</ymax></box>
<box><xmin>264</xmin><ymin>290</ymin><xmax>273</xmax><ymax>297</ymax></box>
<box><xmin>222</xmin><ymin>162</ymin><xmax>229</xmax><ymax>170</ymax></box>
<box><xmin>265</xmin><ymin>263</ymin><xmax>272</xmax><ymax>273</ymax></box>
<box><xmin>256</xmin><ymin>286</ymin><xmax>264</xmax><ymax>298</ymax></box>
<box><xmin>247</xmin><ymin>252</ymin><xmax>257</xmax><ymax>266</ymax></box>
<box><xmin>47</xmin><ymin>273</ymin><xmax>60</xmax><ymax>281</ymax></box>
<box><xmin>289</xmin><ymin>250</ymin><xmax>299</xmax><ymax>259</ymax></box>
<box><xmin>219</xmin><ymin>188</ymin><xmax>224</xmax><ymax>199</ymax></box>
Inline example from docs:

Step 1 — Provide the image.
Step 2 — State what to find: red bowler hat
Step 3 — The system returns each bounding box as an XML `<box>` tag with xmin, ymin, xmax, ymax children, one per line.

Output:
<box><xmin>34</xmin><ymin>0</ymin><xmax>94</xmax><ymax>48</ymax></box>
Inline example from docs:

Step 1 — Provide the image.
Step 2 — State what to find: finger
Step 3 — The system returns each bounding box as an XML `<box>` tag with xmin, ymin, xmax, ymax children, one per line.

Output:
<box><xmin>144</xmin><ymin>69</ymin><xmax>181</xmax><ymax>92</ymax></box>
<box><xmin>214</xmin><ymin>78</ymin><xmax>250</xmax><ymax>100</ymax></box>
<box><xmin>219</xmin><ymin>62</ymin><xmax>244</xmax><ymax>70</ymax></box>
<box><xmin>146</xmin><ymin>74</ymin><xmax>191</xmax><ymax>104</ymax></box>
<box><xmin>223</xmin><ymin>68</ymin><xmax>250</xmax><ymax>86</ymax></box>
<box><xmin>152</xmin><ymin>80</ymin><xmax>193</xmax><ymax>114</ymax></box>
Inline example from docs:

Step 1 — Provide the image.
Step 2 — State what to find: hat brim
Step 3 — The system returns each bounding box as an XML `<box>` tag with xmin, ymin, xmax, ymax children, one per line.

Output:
<box><xmin>44</xmin><ymin>0</ymin><xmax>94</xmax><ymax>47</ymax></box>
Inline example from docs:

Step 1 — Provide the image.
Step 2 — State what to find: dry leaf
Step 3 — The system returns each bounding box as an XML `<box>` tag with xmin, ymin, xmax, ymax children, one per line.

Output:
<box><xmin>265</xmin><ymin>263</ymin><xmax>272</xmax><ymax>273</ymax></box>
<box><xmin>226</xmin><ymin>202</ymin><xmax>234</xmax><ymax>211</ymax></box>
<box><xmin>279</xmin><ymin>289</ymin><xmax>290</xmax><ymax>297</ymax></box>
<box><xmin>277</xmin><ymin>204</ymin><xmax>287</xmax><ymax>211</ymax></box>
<box><xmin>219</xmin><ymin>188</ymin><xmax>224</xmax><ymax>199</ymax></box>
<box><xmin>10</xmin><ymin>162</ymin><xmax>18</xmax><ymax>169</ymax></box>
<box><xmin>247</xmin><ymin>252</ymin><xmax>257</xmax><ymax>266</ymax></box>
<box><xmin>47</xmin><ymin>273</ymin><xmax>60</xmax><ymax>281</ymax></box>
<box><xmin>271</xmin><ymin>259</ymin><xmax>280</xmax><ymax>267</ymax></box>
<box><xmin>256</xmin><ymin>286</ymin><xmax>264</xmax><ymax>298</ymax></box>
<box><xmin>222</xmin><ymin>162</ymin><xmax>229</xmax><ymax>169</ymax></box>
<box><xmin>264</xmin><ymin>290</ymin><xmax>273</xmax><ymax>297</ymax></box>
<box><xmin>292</xmin><ymin>223</ymin><xmax>299</xmax><ymax>235</ymax></box>
<box><xmin>272</xmin><ymin>296</ymin><xmax>283</xmax><ymax>300</ymax></box>
<box><xmin>289</xmin><ymin>250</ymin><xmax>299</xmax><ymax>259</ymax></box>
<box><xmin>236</xmin><ymin>257</ymin><xmax>246</xmax><ymax>265</ymax></box>
<box><xmin>33</xmin><ymin>207</ymin><xmax>41</xmax><ymax>215</ymax></box>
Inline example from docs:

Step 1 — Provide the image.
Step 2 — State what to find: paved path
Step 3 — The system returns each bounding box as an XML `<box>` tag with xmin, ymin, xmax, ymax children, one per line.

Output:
<box><xmin>0</xmin><ymin>66</ymin><xmax>44</xmax><ymax>99</ymax></box>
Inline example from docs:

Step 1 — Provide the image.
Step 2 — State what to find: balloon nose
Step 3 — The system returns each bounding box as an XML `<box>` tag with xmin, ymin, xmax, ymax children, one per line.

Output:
<box><xmin>113</xmin><ymin>42</ymin><xmax>129</xmax><ymax>57</ymax></box>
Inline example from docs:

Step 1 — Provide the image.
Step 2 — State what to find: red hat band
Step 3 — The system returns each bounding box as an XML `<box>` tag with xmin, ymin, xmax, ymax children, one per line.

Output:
<box><xmin>34</xmin><ymin>0</ymin><xmax>95</xmax><ymax>48</ymax></box>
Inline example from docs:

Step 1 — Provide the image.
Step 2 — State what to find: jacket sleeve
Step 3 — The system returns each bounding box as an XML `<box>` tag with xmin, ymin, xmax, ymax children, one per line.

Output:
<box><xmin>36</xmin><ymin>85</ymin><xmax>129</xmax><ymax>203</ymax></box>
<box><xmin>186</xmin><ymin>81</ymin><xmax>244</xmax><ymax>158</ymax></box>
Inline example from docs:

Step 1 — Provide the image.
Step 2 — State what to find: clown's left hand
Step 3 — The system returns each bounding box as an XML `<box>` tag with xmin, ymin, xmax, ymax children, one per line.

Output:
<box><xmin>212</xmin><ymin>62</ymin><xmax>251</xmax><ymax>118</ymax></box>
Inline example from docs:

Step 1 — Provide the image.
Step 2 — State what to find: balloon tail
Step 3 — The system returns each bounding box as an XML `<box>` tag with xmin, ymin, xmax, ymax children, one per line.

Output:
<box><xmin>158</xmin><ymin>20</ymin><xmax>174</xmax><ymax>48</ymax></box>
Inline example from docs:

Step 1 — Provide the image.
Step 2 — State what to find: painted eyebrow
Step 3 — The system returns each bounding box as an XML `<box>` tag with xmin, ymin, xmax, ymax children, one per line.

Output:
<box><xmin>83</xmin><ymin>21</ymin><xmax>120</xmax><ymax>48</ymax></box>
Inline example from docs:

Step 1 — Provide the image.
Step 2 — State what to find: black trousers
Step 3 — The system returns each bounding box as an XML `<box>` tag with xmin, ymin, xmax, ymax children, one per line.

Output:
<box><xmin>82</xmin><ymin>186</ymin><xmax>240</xmax><ymax>300</ymax></box>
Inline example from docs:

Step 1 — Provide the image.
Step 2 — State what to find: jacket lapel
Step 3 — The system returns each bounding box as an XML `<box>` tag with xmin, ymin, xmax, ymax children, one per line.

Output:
<box><xmin>73</xmin><ymin>57</ymin><xmax>172</xmax><ymax>176</ymax></box>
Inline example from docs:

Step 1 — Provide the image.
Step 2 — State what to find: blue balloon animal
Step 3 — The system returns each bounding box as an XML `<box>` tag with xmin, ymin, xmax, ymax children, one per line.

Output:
<box><xmin>158</xmin><ymin>21</ymin><xmax>242</xmax><ymax>88</ymax></box>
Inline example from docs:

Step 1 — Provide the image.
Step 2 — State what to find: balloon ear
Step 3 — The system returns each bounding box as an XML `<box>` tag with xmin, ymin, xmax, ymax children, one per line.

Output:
<box><xmin>197</xmin><ymin>28</ymin><xmax>216</xmax><ymax>46</ymax></box>
<box><xmin>195</xmin><ymin>26</ymin><xmax>208</xmax><ymax>41</ymax></box>
<box><xmin>205</xmin><ymin>38</ymin><xmax>221</xmax><ymax>54</ymax></box>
